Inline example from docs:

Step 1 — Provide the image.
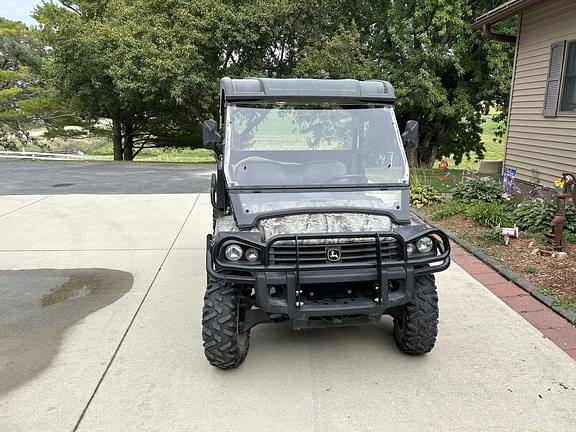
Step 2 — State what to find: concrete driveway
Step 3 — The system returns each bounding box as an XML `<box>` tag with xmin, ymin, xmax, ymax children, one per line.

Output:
<box><xmin>1</xmin><ymin>190</ymin><xmax>576</xmax><ymax>430</ymax></box>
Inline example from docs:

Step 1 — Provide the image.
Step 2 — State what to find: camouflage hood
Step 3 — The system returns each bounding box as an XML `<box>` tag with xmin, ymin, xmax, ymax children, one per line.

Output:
<box><xmin>215</xmin><ymin>213</ymin><xmax>396</xmax><ymax>242</ymax></box>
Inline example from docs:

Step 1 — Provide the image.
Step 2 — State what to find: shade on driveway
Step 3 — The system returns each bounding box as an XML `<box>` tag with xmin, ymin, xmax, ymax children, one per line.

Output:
<box><xmin>0</xmin><ymin>160</ymin><xmax>214</xmax><ymax>195</ymax></box>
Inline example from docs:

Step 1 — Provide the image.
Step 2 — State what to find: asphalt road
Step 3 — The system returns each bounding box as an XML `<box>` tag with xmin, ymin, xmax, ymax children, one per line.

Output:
<box><xmin>1</xmin><ymin>192</ymin><xmax>575</xmax><ymax>431</ymax></box>
<box><xmin>0</xmin><ymin>160</ymin><xmax>214</xmax><ymax>195</ymax></box>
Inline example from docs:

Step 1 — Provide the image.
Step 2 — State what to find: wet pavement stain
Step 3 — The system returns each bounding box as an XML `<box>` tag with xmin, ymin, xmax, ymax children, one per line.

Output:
<box><xmin>0</xmin><ymin>269</ymin><xmax>133</xmax><ymax>396</ymax></box>
<box><xmin>41</xmin><ymin>273</ymin><xmax>110</xmax><ymax>306</ymax></box>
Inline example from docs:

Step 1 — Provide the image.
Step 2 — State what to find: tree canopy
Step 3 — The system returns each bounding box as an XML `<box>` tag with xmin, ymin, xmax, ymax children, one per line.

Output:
<box><xmin>0</xmin><ymin>18</ymin><xmax>54</xmax><ymax>149</ymax></box>
<box><xmin>25</xmin><ymin>0</ymin><xmax>515</xmax><ymax>163</ymax></box>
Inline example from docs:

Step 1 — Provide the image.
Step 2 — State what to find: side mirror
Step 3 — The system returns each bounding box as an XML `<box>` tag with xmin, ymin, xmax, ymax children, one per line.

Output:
<box><xmin>202</xmin><ymin>119</ymin><xmax>222</xmax><ymax>151</ymax></box>
<box><xmin>402</xmin><ymin>120</ymin><xmax>419</xmax><ymax>149</ymax></box>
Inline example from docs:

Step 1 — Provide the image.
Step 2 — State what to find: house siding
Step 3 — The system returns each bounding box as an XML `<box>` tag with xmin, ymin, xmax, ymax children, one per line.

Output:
<box><xmin>506</xmin><ymin>0</ymin><xmax>576</xmax><ymax>186</ymax></box>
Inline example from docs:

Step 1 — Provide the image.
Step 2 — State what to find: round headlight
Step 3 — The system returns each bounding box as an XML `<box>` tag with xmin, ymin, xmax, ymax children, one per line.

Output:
<box><xmin>245</xmin><ymin>248</ymin><xmax>259</xmax><ymax>263</ymax></box>
<box><xmin>224</xmin><ymin>244</ymin><xmax>243</xmax><ymax>261</ymax></box>
<box><xmin>406</xmin><ymin>243</ymin><xmax>416</xmax><ymax>256</ymax></box>
<box><xmin>416</xmin><ymin>237</ymin><xmax>434</xmax><ymax>253</ymax></box>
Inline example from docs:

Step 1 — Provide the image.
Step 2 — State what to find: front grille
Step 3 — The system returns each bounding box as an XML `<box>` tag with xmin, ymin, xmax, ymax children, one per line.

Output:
<box><xmin>268</xmin><ymin>238</ymin><xmax>401</xmax><ymax>266</ymax></box>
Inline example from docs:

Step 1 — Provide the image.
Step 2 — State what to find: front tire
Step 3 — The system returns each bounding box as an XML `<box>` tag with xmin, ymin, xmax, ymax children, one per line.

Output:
<box><xmin>393</xmin><ymin>274</ymin><xmax>439</xmax><ymax>354</ymax></box>
<box><xmin>202</xmin><ymin>281</ymin><xmax>250</xmax><ymax>369</ymax></box>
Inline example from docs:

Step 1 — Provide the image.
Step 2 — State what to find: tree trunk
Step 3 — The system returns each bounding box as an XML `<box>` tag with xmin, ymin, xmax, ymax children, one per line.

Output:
<box><xmin>112</xmin><ymin>119</ymin><xmax>123</xmax><ymax>161</ymax></box>
<box><xmin>123</xmin><ymin>124</ymin><xmax>134</xmax><ymax>161</ymax></box>
<box><xmin>423</xmin><ymin>124</ymin><xmax>447</xmax><ymax>168</ymax></box>
<box><xmin>407</xmin><ymin>147</ymin><xmax>418</xmax><ymax>168</ymax></box>
<box><xmin>427</xmin><ymin>144</ymin><xmax>439</xmax><ymax>168</ymax></box>
<box><xmin>414</xmin><ymin>135</ymin><xmax>435</xmax><ymax>169</ymax></box>
<box><xmin>404</xmin><ymin>113</ymin><xmax>420</xmax><ymax>168</ymax></box>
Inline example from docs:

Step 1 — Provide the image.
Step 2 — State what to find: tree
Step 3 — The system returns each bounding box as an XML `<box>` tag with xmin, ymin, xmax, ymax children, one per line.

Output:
<box><xmin>295</xmin><ymin>23</ymin><xmax>378</xmax><ymax>80</ymax></box>
<box><xmin>35</xmin><ymin>0</ymin><xmax>218</xmax><ymax>160</ymax></box>
<box><xmin>33</xmin><ymin>0</ymin><xmax>515</xmax><ymax>165</ymax></box>
<box><xmin>0</xmin><ymin>18</ymin><xmax>60</xmax><ymax>150</ymax></box>
<box><xmin>214</xmin><ymin>0</ymin><xmax>347</xmax><ymax>78</ymax></box>
<box><xmin>33</xmin><ymin>0</ymin><xmax>350</xmax><ymax>160</ymax></box>
<box><xmin>345</xmin><ymin>0</ymin><xmax>516</xmax><ymax>167</ymax></box>
<box><xmin>281</xmin><ymin>0</ymin><xmax>515</xmax><ymax>167</ymax></box>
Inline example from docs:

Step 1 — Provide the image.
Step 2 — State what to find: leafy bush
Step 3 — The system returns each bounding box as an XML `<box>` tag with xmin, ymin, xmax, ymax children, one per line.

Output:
<box><xmin>481</xmin><ymin>226</ymin><xmax>503</xmax><ymax>243</ymax></box>
<box><xmin>513</xmin><ymin>198</ymin><xmax>576</xmax><ymax>234</ymax></box>
<box><xmin>452</xmin><ymin>175</ymin><xmax>503</xmax><ymax>204</ymax></box>
<box><xmin>431</xmin><ymin>202</ymin><xmax>467</xmax><ymax>220</ymax></box>
<box><xmin>565</xmin><ymin>232</ymin><xmax>576</xmax><ymax>244</ymax></box>
<box><xmin>513</xmin><ymin>198</ymin><xmax>554</xmax><ymax>233</ymax></box>
<box><xmin>465</xmin><ymin>202</ymin><xmax>515</xmax><ymax>227</ymax></box>
<box><xmin>410</xmin><ymin>184</ymin><xmax>442</xmax><ymax>207</ymax></box>
<box><xmin>566</xmin><ymin>205</ymin><xmax>576</xmax><ymax>233</ymax></box>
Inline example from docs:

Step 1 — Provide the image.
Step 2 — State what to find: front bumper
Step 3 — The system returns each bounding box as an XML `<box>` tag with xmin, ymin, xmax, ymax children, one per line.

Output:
<box><xmin>206</xmin><ymin>230</ymin><xmax>450</xmax><ymax>328</ymax></box>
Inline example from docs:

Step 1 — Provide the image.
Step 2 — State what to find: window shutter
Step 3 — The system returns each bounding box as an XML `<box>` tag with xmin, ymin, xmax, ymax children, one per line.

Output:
<box><xmin>543</xmin><ymin>41</ymin><xmax>566</xmax><ymax>117</ymax></box>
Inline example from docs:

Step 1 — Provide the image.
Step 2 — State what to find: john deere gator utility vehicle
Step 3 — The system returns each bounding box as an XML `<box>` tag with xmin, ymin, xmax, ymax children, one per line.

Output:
<box><xmin>202</xmin><ymin>78</ymin><xmax>450</xmax><ymax>368</ymax></box>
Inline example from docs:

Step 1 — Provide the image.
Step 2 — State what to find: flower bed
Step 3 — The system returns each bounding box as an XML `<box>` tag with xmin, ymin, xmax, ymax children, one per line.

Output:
<box><xmin>412</xmin><ymin>172</ymin><xmax>576</xmax><ymax>313</ymax></box>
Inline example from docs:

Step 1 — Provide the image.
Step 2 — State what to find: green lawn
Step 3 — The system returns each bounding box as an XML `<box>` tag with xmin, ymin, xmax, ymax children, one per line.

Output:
<box><xmin>87</xmin><ymin>143</ymin><xmax>216</xmax><ymax>163</ymax></box>
<box><xmin>137</xmin><ymin>148</ymin><xmax>216</xmax><ymax>163</ymax></box>
<box><xmin>410</xmin><ymin>167</ymin><xmax>465</xmax><ymax>192</ymax></box>
<box><xmin>432</xmin><ymin>115</ymin><xmax>505</xmax><ymax>170</ymax></box>
<box><xmin>411</xmin><ymin>115</ymin><xmax>505</xmax><ymax>191</ymax></box>
<box><xmin>480</xmin><ymin>116</ymin><xmax>507</xmax><ymax>161</ymax></box>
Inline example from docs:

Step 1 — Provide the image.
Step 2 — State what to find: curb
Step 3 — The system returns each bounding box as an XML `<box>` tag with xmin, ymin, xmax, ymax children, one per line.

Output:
<box><xmin>412</xmin><ymin>208</ymin><xmax>576</xmax><ymax>325</ymax></box>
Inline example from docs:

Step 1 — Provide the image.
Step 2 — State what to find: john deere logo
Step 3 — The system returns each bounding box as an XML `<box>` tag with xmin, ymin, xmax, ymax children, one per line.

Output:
<box><xmin>326</xmin><ymin>248</ymin><xmax>342</xmax><ymax>263</ymax></box>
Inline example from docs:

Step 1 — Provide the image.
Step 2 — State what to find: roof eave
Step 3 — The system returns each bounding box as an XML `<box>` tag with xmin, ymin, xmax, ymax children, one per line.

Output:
<box><xmin>472</xmin><ymin>0</ymin><xmax>544</xmax><ymax>29</ymax></box>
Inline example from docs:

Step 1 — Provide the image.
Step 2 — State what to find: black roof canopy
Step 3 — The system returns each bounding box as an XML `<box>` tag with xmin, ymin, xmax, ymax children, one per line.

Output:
<box><xmin>220</xmin><ymin>77</ymin><xmax>396</xmax><ymax>104</ymax></box>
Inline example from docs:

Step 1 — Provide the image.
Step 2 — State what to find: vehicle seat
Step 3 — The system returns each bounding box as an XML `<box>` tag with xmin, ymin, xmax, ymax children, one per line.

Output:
<box><xmin>233</xmin><ymin>157</ymin><xmax>295</xmax><ymax>185</ymax></box>
<box><xmin>233</xmin><ymin>157</ymin><xmax>347</xmax><ymax>185</ymax></box>
<box><xmin>300</xmin><ymin>160</ymin><xmax>347</xmax><ymax>184</ymax></box>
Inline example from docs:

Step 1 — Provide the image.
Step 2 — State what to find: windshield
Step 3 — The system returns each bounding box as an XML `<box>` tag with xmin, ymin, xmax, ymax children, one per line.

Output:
<box><xmin>224</xmin><ymin>103</ymin><xmax>408</xmax><ymax>188</ymax></box>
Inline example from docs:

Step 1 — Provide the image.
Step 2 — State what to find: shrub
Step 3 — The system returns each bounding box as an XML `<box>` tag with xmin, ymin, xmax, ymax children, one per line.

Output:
<box><xmin>431</xmin><ymin>202</ymin><xmax>467</xmax><ymax>220</ymax></box>
<box><xmin>514</xmin><ymin>198</ymin><xmax>576</xmax><ymax>234</ymax></box>
<box><xmin>513</xmin><ymin>198</ymin><xmax>576</xmax><ymax>234</ymax></box>
<box><xmin>566</xmin><ymin>205</ymin><xmax>576</xmax><ymax>233</ymax></box>
<box><xmin>410</xmin><ymin>184</ymin><xmax>442</xmax><ymax>207</ymax></box>
<box><xmin>465</xmin><ymin>202</ymin><xmax>515</xmax><ymax>227</ymax></box>
<box><xmin>481</xmin><ymin>226</ymin><xmax>504</xmax><ymax>243</ymax></box>
<box><xmin>513</xmin><ymin>198</ymin><xmax>554</xmax><ymax>233</ymax></box>
<box><xmin>565</xmin><ymin>232</ymin><xmax>576</xmax><ymax>244</ymax></box>
<box><xmin>452</xmin><ymin>175</ymin><xmax>503</xmax><ymax>204</ymax></box>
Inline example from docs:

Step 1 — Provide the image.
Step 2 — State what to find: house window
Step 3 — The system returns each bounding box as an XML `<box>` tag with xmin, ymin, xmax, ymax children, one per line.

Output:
<box><xmin>560</xmin><ymin>41</ymin><xmax>576</xmax><ymax>113</ymax></box>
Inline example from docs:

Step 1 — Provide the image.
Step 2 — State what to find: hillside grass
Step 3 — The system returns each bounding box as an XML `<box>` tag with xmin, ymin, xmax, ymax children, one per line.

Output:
<box><xmin>411</xmin><ymin>115</ymin><xmax>505</xmax><ymax>191</ymax></box>
<box><xmin>87</xmin><ymin>143</ymin><xmax>216</xmax><ymax>163</ymax></box>
<box><xmin>432</xmin><ymin>115</ymin><xmax>506</xmax><ymax>170</ymax></box>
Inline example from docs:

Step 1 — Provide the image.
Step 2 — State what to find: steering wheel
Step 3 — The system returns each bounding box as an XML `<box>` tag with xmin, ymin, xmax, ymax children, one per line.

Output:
<box><xmin>326</xmin><ymin>174</ymin><xmax>368</xmax><ymax>184</ymax></box>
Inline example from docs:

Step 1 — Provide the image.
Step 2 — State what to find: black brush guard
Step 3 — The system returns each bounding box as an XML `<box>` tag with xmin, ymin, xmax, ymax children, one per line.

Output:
<box><xmin>206</xmin><ymin>230</ymin><xmax>450</xmax><ymax>329</ymax></box>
